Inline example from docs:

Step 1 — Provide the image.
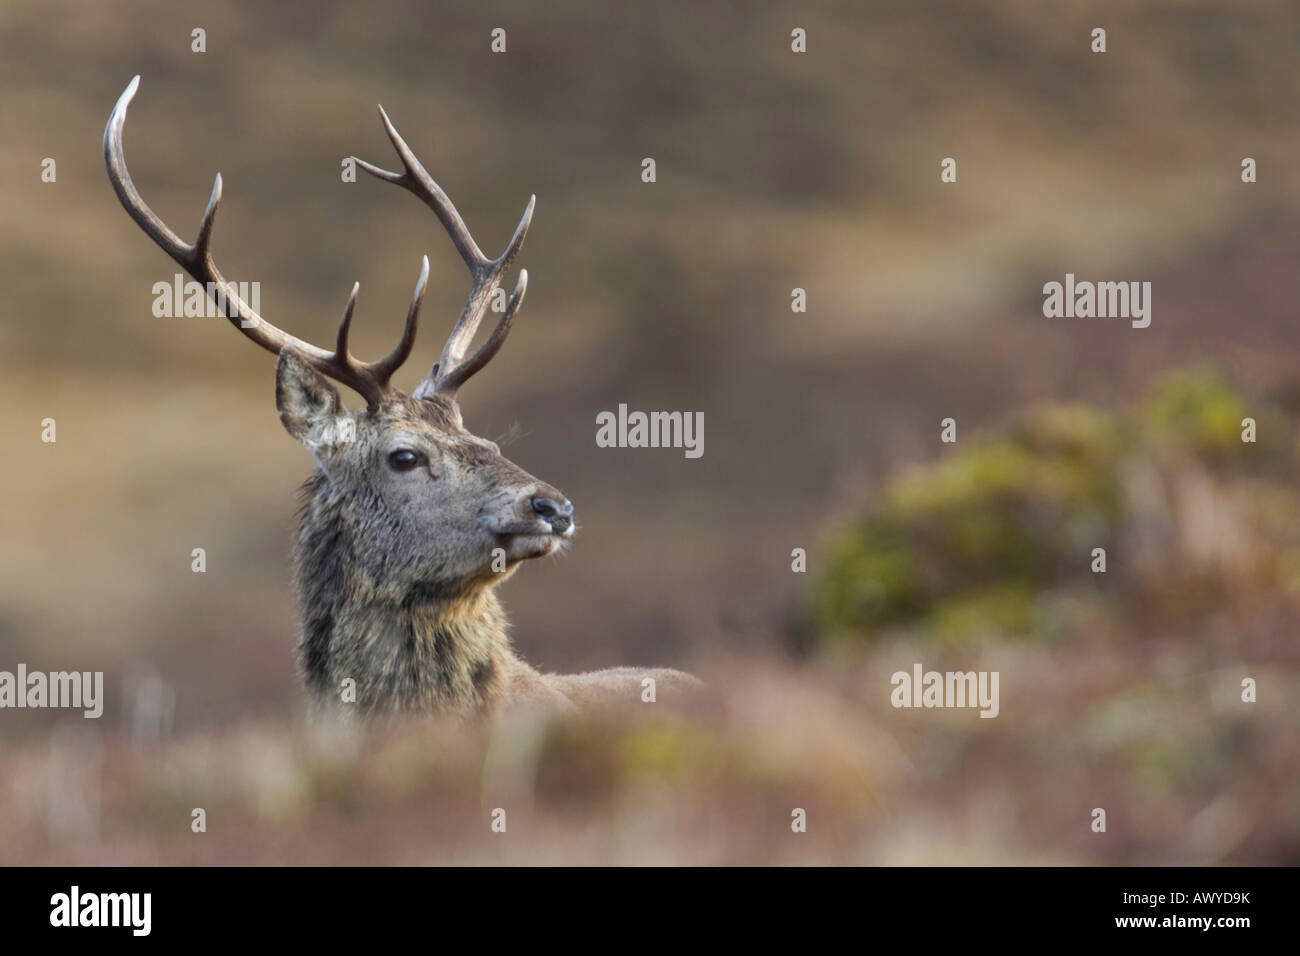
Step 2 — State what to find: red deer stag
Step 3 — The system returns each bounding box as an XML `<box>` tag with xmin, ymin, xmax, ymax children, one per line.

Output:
<box><xmin>104</xmin><ymin>77</ymin><xmax>698</xmax><ymax>717</ymax></box>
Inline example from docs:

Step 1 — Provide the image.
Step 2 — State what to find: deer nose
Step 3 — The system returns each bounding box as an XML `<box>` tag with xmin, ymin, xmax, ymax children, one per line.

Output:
<box><xmin>531</xmin><ymin>496</ymin><xmax>573</xmax><ymax>534</ymax></box>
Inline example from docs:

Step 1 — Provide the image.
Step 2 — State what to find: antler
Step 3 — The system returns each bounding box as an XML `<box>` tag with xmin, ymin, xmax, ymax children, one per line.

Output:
<box><xmin>354</xmin><ymin>105</ymin><xmax>533</xmax><ymax>399</ymax></box>
<box><xmin>104</xmin><ymin>76</ymin><xmax>429</xmax><ymax>409</ymax></box>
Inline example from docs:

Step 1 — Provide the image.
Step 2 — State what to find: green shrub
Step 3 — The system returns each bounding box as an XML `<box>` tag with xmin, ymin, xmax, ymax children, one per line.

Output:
<box><xmin>805</xmin><ymin>369</ymin><xmax>1295</xmax><ymax>646</ymax></box>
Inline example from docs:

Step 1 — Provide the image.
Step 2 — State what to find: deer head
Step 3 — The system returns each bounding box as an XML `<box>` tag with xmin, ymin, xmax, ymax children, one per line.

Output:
<box><xmin>104</xmin><ymin>77</ymin><xmax>574</xmax><ymax>607</ymax></box>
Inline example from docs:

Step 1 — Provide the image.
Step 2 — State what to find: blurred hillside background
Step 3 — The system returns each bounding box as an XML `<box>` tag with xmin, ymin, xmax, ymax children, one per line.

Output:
<box><xmin>1</xmin><ymin>0</ymin><xmax>1298</xmax><ymax>864</ymax></box>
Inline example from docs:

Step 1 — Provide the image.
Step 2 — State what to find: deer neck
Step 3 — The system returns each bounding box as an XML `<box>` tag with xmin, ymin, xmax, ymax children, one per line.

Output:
<box><xmin>294</xmin><ymin>478</ymin><xmax>514</xmax><ymax>715</ymax></box>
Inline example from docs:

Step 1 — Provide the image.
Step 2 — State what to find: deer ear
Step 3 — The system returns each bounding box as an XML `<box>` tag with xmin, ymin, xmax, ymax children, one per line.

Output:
<box><xmin>276</xmin><ymin>348</ymin><xmax>344</xmax><ymax>447</ymax></box>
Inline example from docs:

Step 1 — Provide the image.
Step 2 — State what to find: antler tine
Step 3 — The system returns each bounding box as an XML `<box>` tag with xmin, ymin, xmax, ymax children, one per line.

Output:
<box><xmin>355</xmin><ymin>106</ymin><xmax>490</xmax><ymax>271</ymax></box>
<box><xmin>105</xmin><ymin>76</ymin><xmax>424</xmax><ymax>409</ymax></box>
<box><xmin>354</xmin><ymin>105</ymin><xmax>535</xmax><ymax>398</ymax></box>
<box><xmin>432</xmin><ymin>270</ymin><xmax>527</xmax><ymax>399</ymax></box>
<box><xmin>335</xmin><ymin>282</ymin><xmax>360</xmax><ymax>357</ymax></box>
<box><xmin>432</xmin><ymin>190</ymin><xmax>533</xmax><ymax>383</ymax></box>
<box><xmin>371</xmin><ymin>255</ymin><xmax>430</xmax><ymax>382</ymax></box>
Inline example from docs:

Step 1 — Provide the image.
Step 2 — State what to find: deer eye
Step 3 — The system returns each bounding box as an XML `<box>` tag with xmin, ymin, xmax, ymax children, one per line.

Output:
<box><xmin>388</xmin><ymin>449</ymin><xmax>424</xmax><ymax>472</ymax></box>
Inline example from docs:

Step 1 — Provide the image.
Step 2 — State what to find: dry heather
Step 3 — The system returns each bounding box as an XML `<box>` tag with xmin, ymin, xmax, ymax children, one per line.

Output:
<box><xmin>3</xmin><ymin>646</ymin><xmax>1294</xmax><ymax>865</ymax></box>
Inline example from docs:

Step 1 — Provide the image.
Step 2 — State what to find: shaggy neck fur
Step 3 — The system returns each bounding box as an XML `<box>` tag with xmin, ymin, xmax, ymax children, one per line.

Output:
<box><xmin>293</xmin><ymin>472</ymin><xmax>514</xmax><ymax>715</ymax></box>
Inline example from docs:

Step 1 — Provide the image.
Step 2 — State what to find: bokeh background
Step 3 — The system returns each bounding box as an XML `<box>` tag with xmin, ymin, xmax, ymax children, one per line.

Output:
<box><xmin>1</xmin><ymin>0</ymin><xmax>1298</xmax><ymax>863</ymax></box>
